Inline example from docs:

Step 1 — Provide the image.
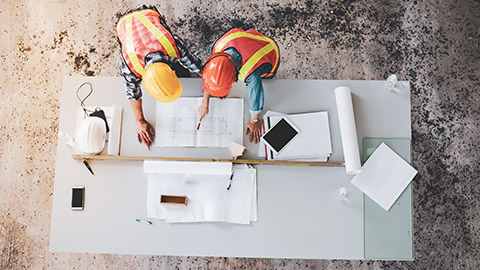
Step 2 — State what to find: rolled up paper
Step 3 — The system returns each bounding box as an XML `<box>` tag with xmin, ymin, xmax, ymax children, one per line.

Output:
<box><xmin>335</xmin><ymin>86</ymin><xmax>362</xmax><ymax>175</ymax></box>
<box><xmin>107</xmin><ymin>106</ymin><xmax>123</xmax><ymax>156</ymax></box>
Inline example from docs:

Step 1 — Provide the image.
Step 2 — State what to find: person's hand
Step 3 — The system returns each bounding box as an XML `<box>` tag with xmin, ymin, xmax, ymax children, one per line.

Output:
<box><xmin>245</xmin><ymin>120</ymin><xmax>262</xmax><ymax>144</ymax></box>
<box><xmin>197</xmin><ymin>100</ymin><xmax>209</xmax><ymax>124</ymax></box>
<box><xmin>135</xmin><ymin>119</ymin><xmax>154</xmax><ymax>149</ymax></box>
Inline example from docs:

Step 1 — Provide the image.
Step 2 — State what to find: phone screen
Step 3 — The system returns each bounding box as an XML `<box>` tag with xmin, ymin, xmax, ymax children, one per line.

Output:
<box><xmin>72</xmin><ymin>187</ymin><xmax>84</xmax><ymax>209</ymax></box>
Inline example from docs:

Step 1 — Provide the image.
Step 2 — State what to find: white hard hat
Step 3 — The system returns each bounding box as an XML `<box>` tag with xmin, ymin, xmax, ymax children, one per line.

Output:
<box><xmin>76</xmin><ymin>117</ymin><xmax>106</xmax><ymax>154</ymax></box>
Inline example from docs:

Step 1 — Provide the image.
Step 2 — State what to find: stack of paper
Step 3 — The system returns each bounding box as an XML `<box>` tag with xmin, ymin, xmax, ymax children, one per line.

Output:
<box><xmin>74</xmin><ymin>106</ymin><xmax>123</xmax><ymax>155</ymax></box>
<box><xmin>144</xmin><ymin>161</ymin><xmax>257</xmax><ymax>225</ymax></box>
<box><xmin>258</xmin><ymin>111</ymin><xmax>332</xmax><ymax>161</ymax></box>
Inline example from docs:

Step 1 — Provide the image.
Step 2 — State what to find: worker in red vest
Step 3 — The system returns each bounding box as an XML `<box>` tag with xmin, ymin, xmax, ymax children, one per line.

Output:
<box><xmin>116</xmin><ymin>5</ymin><xmax>201</xmax><ymax>148</ymax></box>
<box><xmin>198</xmin><ymin>28</ymin><xmax>280</xmax><ymax>144</ymax></box>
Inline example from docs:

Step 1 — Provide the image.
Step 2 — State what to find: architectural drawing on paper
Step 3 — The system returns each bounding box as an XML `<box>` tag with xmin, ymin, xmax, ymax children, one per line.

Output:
<box><xmin>167</xmin><ymin>116</ymin><xmax>231</xmax><ymax>136</ymax></box>
<box><xmin>156</xmin><ymin>97</ymin><xmax>244</xmax><ymax>147</ymax></box>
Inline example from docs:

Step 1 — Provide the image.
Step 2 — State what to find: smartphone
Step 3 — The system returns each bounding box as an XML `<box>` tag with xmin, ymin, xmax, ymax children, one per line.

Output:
<box><xmin>71</xmin><ymin>186</ymin><xmax>85</xmax><ymax>210</ymax></box>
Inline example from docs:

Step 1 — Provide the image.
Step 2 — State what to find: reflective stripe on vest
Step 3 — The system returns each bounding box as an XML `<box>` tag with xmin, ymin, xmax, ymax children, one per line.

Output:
<box><xmin>213</xmin><ymin>30</ymin><xmax>279</xmax><ymax>82</ymax></box>
<box><xmin>116</xmin><ymin>9</ymin><xmax>178</xmax><ymax>77</ymax></box>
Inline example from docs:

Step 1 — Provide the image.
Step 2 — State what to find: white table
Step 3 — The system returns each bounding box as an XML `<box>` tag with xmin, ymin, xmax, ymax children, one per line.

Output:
<box><xmin>50</xmin><ymin>77</ymin><xmax>412</xmax><ymax>259</ymax></box>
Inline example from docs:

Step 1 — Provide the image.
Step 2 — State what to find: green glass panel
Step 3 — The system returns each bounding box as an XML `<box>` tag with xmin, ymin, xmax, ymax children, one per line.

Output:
<box><xmin>363</xmin><ymin>138</ymin><xmax>414</xmax><ymax>260</ymax></box>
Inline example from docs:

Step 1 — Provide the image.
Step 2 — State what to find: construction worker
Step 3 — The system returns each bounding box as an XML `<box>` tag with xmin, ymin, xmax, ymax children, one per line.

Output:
<box><xmin>198</xmin><ymin>28</ymin><xmax>280</xmax><ymax>144</ymax></box>
<box><xmin>116</xmin><ymin>5</ymin><xmax>201</xmax><ymax>148</ymax></box>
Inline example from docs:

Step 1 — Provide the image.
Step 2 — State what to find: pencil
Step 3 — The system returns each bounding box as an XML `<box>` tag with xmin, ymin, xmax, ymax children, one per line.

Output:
<box><xmin>83</xmin><ymin>160</ymin><xmax>94</xmax><ymax>175</ymax></box>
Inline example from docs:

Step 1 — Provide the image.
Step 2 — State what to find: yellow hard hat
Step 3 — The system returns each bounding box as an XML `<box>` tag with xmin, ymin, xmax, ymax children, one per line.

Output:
<box><xmin>142</xmin><ymin>62</ymin><xmax>182</xmax><ymax>103</ymax></box>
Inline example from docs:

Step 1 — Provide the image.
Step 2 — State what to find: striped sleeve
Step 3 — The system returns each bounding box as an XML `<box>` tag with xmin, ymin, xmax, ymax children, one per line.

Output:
<box><xmin>119</xmin><ymin>56</ymin><xmax>143</xmax><ymax>100</ymax></box>
<box><xmin>172</xmin><ymin>35</ymin><xmax>202</xmax><ymax>74</ymax></box>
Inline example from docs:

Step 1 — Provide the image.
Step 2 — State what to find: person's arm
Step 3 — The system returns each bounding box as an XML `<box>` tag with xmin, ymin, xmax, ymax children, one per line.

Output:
<box><xmin>120</xmin><ymin>57</ymin><xmax>154</xmax><ymax>148</ymax></box>
<box><xmin>173</xmin><ymin>35</ymin><xmax>202</xmax><ymax>75</ymax></box>
<box><xmin>120</xmin><ymin>56</ymin><xmax>143</xmax><ymax>100</ymax></box>
<box><xmin>130</xmin><ymin>99</ymin><xmax>154</xmax><ymax>149</ymax></box>
<box><xmin>245</xmin><ymin>113</ymin><xmax>261</xmax><ymax>143</ymax></box>
<box><xmin>244</xmin><ymin>71</ymin><xmax>265</xmax><ymax>144</ymax></box>
<box><xmin>197</xmin><ymin>91</ymin><xmax>211</xmax><ymax>127</ymax></box>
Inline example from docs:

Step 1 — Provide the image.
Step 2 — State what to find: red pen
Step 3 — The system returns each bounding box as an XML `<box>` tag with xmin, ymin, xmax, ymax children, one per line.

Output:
<box><xmin>197</xmin><ymin>122</ymin><xmax>201</xmax><ymax>130</ymax></box>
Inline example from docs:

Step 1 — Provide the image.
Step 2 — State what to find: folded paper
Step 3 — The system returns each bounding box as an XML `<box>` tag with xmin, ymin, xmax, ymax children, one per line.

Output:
<box><xmin>351</xmin><ymin>143</ymin><xmax>417</xmax><ymax>211</ymax></box>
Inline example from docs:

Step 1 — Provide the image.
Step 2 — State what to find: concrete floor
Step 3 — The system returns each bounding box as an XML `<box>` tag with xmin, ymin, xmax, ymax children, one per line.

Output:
<box><xmin>1</xmin><ymin>0</ymin><xmax>479</xmax><ymax>269</ymax></box>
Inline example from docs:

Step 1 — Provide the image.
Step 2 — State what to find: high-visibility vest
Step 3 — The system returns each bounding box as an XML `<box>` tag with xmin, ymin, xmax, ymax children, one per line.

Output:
<box><xmin>212</xmin><ymin>28</ymin><xmax>280</xmax><ymax>82</ymax></box>
<box><xmin>116</xmin><ymin>9</ymin><xmax>179</xmax><ymax>78</ymax></box>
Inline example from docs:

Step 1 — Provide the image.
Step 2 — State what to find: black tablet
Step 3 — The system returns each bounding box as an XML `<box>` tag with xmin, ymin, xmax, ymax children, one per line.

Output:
<box><xmin>261</xmin><ymin>117</ymin><xmax>300</xmax><ymax>155</ymax></box>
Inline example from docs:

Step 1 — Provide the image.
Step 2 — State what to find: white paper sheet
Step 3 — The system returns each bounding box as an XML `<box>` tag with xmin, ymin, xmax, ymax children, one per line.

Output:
<box><xmin>351</xmin><ymin>143</ymin><xmax>417</xmax><ymax>211</ymax></box>
<box><xmin>335</xmin><ymin>86</ymin><xmax>362</xmax><ymax>175</ymax></box>
<box><xmin>145</xmin><ymin>162</ymin><xmax>257</xmax><ymax>224</ymax></box>
<box><xmin>258</xmin><ymin>111</ymin><xmax>332</xmax><ymax>161</ymax></box>
<box><xmin>144</xmin><ymin>160</ymin><xmax>232</xmax><ymax>175</ymax></box>
<box><xmin>155</xmin><ymin>97</ymin><xmax>243</xmax><ymax>147</ymax></box>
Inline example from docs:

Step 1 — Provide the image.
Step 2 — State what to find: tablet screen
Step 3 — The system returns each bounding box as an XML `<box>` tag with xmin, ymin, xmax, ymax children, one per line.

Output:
<box><xmin>262</xmin><ymin>118</ymin><xmax>299</xmax><ymax>153</ymax></box>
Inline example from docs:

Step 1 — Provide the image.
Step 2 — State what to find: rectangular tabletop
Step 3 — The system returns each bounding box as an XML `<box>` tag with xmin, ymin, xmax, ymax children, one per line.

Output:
<box><xmin>50</xmin><ymin>77</ymin><xmax>412</xmax><ymax>259</ymax></box>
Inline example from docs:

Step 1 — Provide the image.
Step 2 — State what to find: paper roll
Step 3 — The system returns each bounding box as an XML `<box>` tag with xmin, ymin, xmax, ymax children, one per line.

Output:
<box><xmin>143</xmin><ymin>160</ymin><xmax>232</xmax><ymax>175</ymax></box>
<box><xmin>107</xmin><ymin>106</ymin><xmax>123</xmax><ymax>156</ymax></box>
<box><xmin>335</xmin><ymin>86</ymin><xmax>362</xmax><ymax>175</ymax></box>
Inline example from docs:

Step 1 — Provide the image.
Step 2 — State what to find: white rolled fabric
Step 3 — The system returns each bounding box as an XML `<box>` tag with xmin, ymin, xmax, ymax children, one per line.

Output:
<box><xmin>335</xmin><ymin>86</ymin><xmax>362</xmax><ymax>175</ymax></box>
<box><xmin>143</xmin><ymin>160</ymin><xmax>232</xmax><ymax>175</ymax></box>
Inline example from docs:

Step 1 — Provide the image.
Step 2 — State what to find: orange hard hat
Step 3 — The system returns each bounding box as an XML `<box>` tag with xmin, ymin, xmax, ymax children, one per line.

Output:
<box><xmin>202</xmin><ymin>52</ymin><xmax>239</xmax><ymax>97</ymax></box>
<box><xmin>143</xmin><ymin>62</ymin><xmax>183</xmax><ymax>103</ymax></box>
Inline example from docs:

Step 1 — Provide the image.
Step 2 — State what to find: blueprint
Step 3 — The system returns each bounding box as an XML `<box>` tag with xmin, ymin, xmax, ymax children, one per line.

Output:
<box><xmin>155</xmin><ymin>97</ymin><xmax>244</xmax><ymax>147</ymax></box>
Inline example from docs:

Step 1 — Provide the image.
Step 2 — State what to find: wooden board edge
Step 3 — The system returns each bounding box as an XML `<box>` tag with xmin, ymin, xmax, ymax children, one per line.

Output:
<box><xmin>72</xmin><ymin>154</ymin><xmax>345</xmax><ymax>167</ymax></box>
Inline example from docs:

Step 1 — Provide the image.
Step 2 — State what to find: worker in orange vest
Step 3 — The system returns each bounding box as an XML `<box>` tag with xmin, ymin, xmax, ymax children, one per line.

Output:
<box><xmin>198</xmin><ymin>28</ymin><xmax>280</xmax><ymax>144</ymax></box>
<box><xmin>116</xmin><ymin>5</ymin><xmax>201</xmax><ymax>148</ymax></box>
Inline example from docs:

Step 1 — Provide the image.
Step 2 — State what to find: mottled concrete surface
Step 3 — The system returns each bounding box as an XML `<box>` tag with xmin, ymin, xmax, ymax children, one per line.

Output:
<box><xmin>0</xmin><ymin>0</ymin><xmax>479</xmax><ymax>269</ymax></box>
